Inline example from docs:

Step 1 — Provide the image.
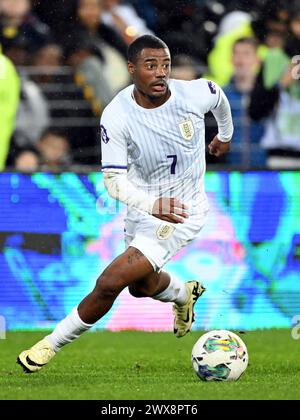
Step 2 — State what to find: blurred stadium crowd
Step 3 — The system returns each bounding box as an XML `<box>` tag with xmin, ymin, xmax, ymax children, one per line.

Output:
<box><xmin>1</xmin><ymin>0</ymin><xmax>300</xmax><ymax>172</ymax></box>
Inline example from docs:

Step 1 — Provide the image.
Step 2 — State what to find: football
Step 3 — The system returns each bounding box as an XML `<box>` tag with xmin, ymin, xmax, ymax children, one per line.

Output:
<box><xmin>191</xmin><ymin>330</ymin><xmax>248</xmax><ymax>381</ymax></box>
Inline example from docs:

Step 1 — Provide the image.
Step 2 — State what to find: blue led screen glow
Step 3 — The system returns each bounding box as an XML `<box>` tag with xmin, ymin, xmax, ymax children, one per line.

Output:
<box><xmin>0</xmin><ymin>172</ymin><xmax>299</xmax><ymax>331</ymax></box>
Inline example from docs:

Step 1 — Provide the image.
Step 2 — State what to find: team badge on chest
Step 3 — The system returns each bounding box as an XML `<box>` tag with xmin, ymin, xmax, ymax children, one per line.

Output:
<box><xmin>179</xmin><ymin>119</ymin><xmax>194</xmax><ymax>140</ymax></box>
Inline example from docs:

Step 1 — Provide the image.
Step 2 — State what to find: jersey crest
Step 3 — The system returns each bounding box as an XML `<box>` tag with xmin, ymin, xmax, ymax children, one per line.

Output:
<box><xmin>178</xmin><ymin>119</ymin><xmax>194</xmax><ymax>141</ymax></box>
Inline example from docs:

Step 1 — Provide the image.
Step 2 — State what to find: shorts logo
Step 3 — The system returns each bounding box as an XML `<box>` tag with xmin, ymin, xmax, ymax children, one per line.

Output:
<box><xmin>179</xmin><ymin>120</ymin><xmax>194</xmax><ymax>141</ymax></box>
<box><xmin>156</xmin><ymin>224</ymin><xmax>175</xmax><ymax>240</ymax></box>
<box><xmin>100</xmin><ymin>124</ymin><xmax>110</xmax><ymax>144</ymax></box>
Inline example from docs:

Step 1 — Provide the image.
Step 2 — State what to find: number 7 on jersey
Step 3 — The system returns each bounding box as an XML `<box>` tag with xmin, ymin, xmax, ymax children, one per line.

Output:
<box><xmin>167</xmin><ymin>155</ymin><xmax>177</xmax><ymax>175</ymax></box>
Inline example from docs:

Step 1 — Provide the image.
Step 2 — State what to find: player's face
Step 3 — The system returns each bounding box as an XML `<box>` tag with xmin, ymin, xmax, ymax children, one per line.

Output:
<box><xmin>129</xmin><ymin>48</ymin><xmax>171</xmax><ymax>100</ymax></box>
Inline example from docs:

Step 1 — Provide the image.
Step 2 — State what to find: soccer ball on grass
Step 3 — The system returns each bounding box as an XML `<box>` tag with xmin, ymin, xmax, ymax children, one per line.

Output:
<box><xmin>191</xmin><ymin>330</ymin><xmax>248</xmax><ymax>381</ymax></box>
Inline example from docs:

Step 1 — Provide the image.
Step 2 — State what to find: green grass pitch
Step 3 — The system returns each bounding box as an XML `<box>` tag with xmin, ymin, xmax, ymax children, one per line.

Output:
<box><xmin>0</xmin><ymin>330</ymin><xmax>299</xmax><ymax>400</ymax></box>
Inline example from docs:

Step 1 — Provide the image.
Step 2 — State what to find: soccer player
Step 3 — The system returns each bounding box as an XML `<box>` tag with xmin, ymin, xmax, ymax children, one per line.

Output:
<box><xmin>17</xmin><ymin>35</ymin><xmax>233</xmax><ymax>373</ymax></box>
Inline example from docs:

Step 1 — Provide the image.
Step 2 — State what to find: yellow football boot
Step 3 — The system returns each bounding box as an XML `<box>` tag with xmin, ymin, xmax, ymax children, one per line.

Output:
<box><xmin>17</xmin><ymin>338</ymin><xmax>56</xmax><ymax>373</ymax></box>
<box><xmin>173</xmin><ymin>281</ymin><xmax>206</xmax><ymax>338</ymax></box>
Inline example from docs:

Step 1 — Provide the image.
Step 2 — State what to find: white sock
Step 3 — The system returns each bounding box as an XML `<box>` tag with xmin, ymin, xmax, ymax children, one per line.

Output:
<box><xmin>46</xmin><ymin>307</ymin><xmax>93</xmax><ymax>352</ymax></box>
<box><xmin>152</xmin><ymin>276</ymin><xmax>188</xmax><ymax>305</ymax></box>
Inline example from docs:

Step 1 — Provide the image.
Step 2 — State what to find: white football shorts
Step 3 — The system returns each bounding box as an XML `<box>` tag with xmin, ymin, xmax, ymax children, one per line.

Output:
<box><xmin>124</xmin><ymin>208</ymin><xmax>208</xmax><ymax>271</ymax></box>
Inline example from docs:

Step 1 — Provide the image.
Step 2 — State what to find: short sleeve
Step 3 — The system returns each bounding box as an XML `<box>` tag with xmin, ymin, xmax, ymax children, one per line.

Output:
<box><xmin>199</xmin><ymin>79</ymin><xmax>222</xmax><ymax>113</ymax></box>
<box><xmin>100</xmin><ymin>104</ymin><xmax>128</xmax><ymax>173</ymax></box>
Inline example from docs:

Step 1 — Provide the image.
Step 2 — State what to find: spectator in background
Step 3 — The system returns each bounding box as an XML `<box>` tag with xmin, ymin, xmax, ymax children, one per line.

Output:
<box><xmin>252</xmin><ymin>1</ymin><xmax>288</xmax><ymax>50</ymax></box>
<box><xmin>37</xmin><ymin>128</ymin><xmax>72</xmax><ymax>172</ymax></box>
<box><xmin>32</xmin><ymin>43</ymin><xmax>63</xmax><ymax>73</ymax></box>
<box><xmin>101</xmin><ymin>0</ymin><xmax>154</xmax><ymax>45</ymax></box>
<box><xmin>223</xmin><ymin>37</ymin><xmax>265</xmax><ymax>167</ymax></box>
<box><xmin>0</xmin><ymin>0</ymin><xmax>52</xmax><ymax>66</ymax></box>
<box><xmin>170</xmin><ymin>54</ymin><xmax>198</xmax><ymax>81</ymax></box>
<box><xmin>74</xmin><ymin>0</ymin><xmax>127</xmax><ymax>57</ymax></box>
<box><xmin>13</xmin><ymin>146</ymin><xmax>40</xmax><ymax>172</ymax></box>
<box><xmin>206</xmin><ymin>0</ymin><xmax>288</xmax><ymax>87</ymax></box>
<box><xmin>151</xmin><ymin>0</ymin><xmax>208</xmax><ymax>63</ymax></box>
<box><xmin>64</xmin><ymin>34</ymin><xmax>114</xmax><ymax>111</ymax></box>
<box><xmin>65</xmin><ymin>0</ymin><xmax>129</xmax><ymax>96</ymax></box>
<box><xmin>13</xmin><ymin>72</ymin><xmax>50</xmax><ymax>147</ymax></box>
<box><xmin>0</xmin><ymin>49</ymin><xmax>20</xmax><ymax>170</ymax></box>
<box><xmin>129</xmin><ymin>0</ymin><xmax>157</xmax><ymax>32</ymax></box>
<box><xmin>249</xmin><ymin>0</ymin><xmax>300</xmax><ymax>169</ymax></box>
<box><xmin>30</xmin><ymin>41</ymin><xmax>100</xmax><ymax>166</ymax></box>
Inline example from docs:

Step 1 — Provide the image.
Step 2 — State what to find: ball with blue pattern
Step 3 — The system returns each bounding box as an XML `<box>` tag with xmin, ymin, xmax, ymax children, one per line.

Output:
<box><xmin>191</xmin><ymin>330</ymin><xmax>248</xmax><ymax>381</ymax></box>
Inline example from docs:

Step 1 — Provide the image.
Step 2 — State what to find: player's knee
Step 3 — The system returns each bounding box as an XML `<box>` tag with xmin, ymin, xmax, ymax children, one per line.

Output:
<box><xmin>94</xmin><ymin>274</ymin><xmax>123</xmax><ymax>299</ymax></box>
<box><xmin>128</xmin><ymin>285</ymin><xmax>148</xmax><ymax>298</ymax></box>
<box><xmin>128</xmin><ymin>283</ymin><xmax>156</xmax><ymax>298</ymax></box>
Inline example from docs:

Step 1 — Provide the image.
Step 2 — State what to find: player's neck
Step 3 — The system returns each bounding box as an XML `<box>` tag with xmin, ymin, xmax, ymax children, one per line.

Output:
<box><xmin>132</xmin><ymin>87</ymin><xmax>171</xmax><ymax>109</ymax></box>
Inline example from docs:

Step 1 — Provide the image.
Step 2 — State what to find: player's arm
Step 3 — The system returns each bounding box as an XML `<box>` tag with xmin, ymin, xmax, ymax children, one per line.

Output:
<box><xmin>103</xmin><ymin>173</ymin><xmax>188</xmax><ymax>223</ymax></box>
<box><xmin>205</xmin><ymin>81</ymin><xmax>234</xmax><ymax>157</ymax></box>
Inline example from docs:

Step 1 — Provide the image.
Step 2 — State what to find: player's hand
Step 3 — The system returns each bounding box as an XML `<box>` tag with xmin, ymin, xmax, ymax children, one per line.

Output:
<box><xmin>152</xmin><ymin>197</ymin><xmax>189</xmax><ymax>224</ymax></box>
<box><xmin>208</xmin><ymin>135</ymin><xmax>231</xmax><ymax>157</ymax></box>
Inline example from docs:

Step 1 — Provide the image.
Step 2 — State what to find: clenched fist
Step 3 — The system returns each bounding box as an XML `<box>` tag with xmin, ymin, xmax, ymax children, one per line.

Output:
<box><xmin>208</xmin><ymin>135</ymin><xmax>231</xmax><ymax>157</ymax></box>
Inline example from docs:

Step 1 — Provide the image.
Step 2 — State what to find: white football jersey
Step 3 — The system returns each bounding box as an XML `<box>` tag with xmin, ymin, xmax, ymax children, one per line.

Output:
<box><xmin>100</xmin><ymin>78</ymin><xmax>232</xmax><ymax>215</ymax></box>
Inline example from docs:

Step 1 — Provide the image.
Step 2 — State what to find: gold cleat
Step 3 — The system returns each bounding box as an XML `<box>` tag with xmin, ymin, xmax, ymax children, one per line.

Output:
<box><xmin>173</xmin><ymin>281</ymin><xmax>206</xmax><ymax>338</ymax></box>
<box><xmin>17</xmin><ymin>338</ymin><xmax>56</xmax><ymax>373</ymax></box>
